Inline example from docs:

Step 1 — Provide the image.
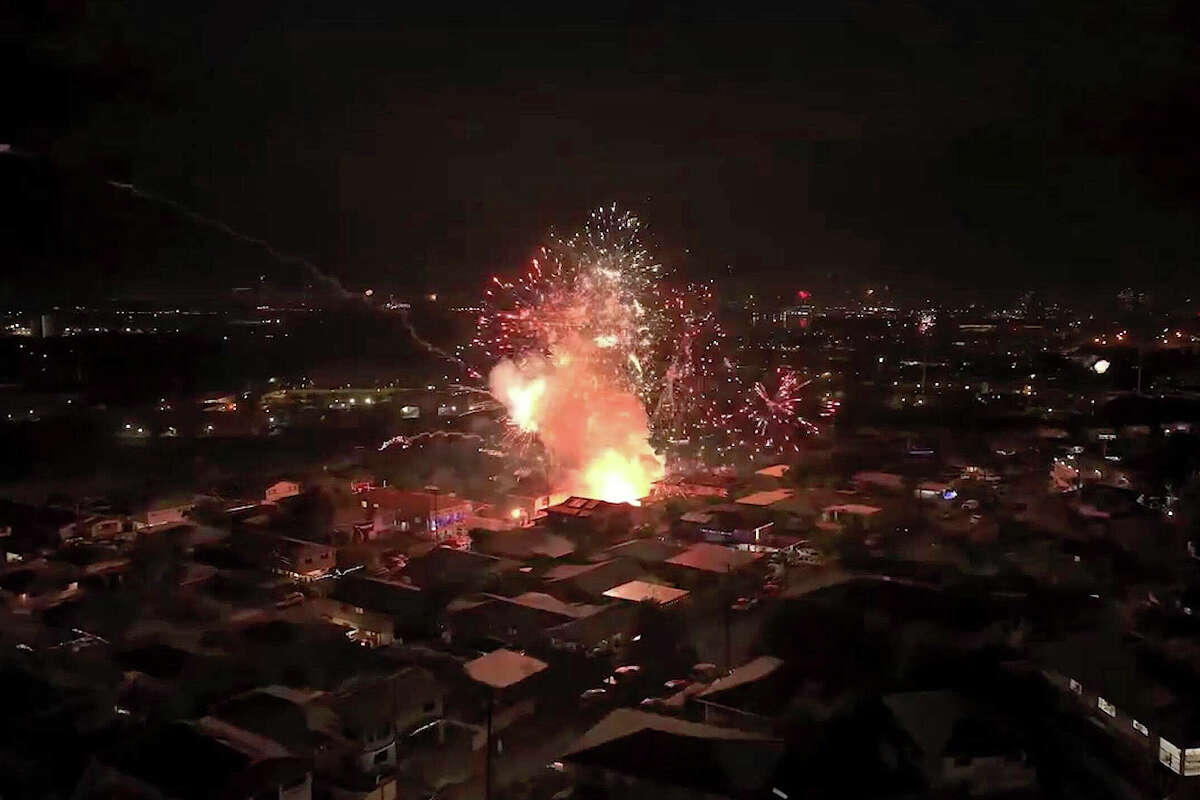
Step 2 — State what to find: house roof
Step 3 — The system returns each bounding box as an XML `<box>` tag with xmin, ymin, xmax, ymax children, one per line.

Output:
<box><xmin>545</xmin><ymin>496</ymin><xmax>630</xmax><ymax>519</ymax></box>
<box><xmin>478</xmin><ymin>528</ymin><xmax>576</xmax><ymax>559</ymax></box>
<box><xmin>564</xmin><ymin>709</ymin><xmax>782</xmax><ymax>798</ymax></box>
<box><xmin>883</xmin><ymin>690</ymin><xmax>967</xmax><ymax>761</ymax></box>
<box><xmin>852</xmin><ymin>472</ymin><xmax>905</xmax><ymax>491</ymax></box>
<box><xmin>401</xmin><ymin>546</ymin><xmax>516</xmax><ymax>589</ymax></box>
<box><xmin>653</xmin><ymin>473</ymin><xmax>736</xmax><ymax>489</ymax></box>
<box><xmin>606</xmin><ymin>538</ymin><xmax>685</xmax><ymax>564</ymax></box>
<box><xmin>542</xmin><ymin>558</ymin><xmax>649</xmax><ymax>597</ymax></box>
<box><xmin>734</xmin><ymin>489</ymin><xmax>795</xmax><ymax>507</ymax></box>
<box><xmin>603</xmin><ymin>580</ymin><xmax>689</xmax><ymax>605</ymax></box>
<box><xmin>508</xmin><ymin>592</ymin><xmax>604</xmax><ymax>619</ymax></box>
<box><xmin>333</xmin><ymin>575</ymin><xmax>424</xmax><ymax>617</ymax></box>
<box><xmin>212</xmin><ymin>690</ymin><xmax>328</xmax><ymax>755</ymax></box>
<box><xmin>754</xmin><ymin>465</ymin><xmax>790</xmax><ymax>479</ymax></box>
<box><xmin>696</xmin><ymin>656</ymin><xmax>784</xmax><ymax>700</ymax></box>
<box><xmin>565</xmin><ymin>708</ymin><xmax>772</xmax><ymax>755</ymax></box>
<box><xmin>1034</xmin><ymin>630</ymin><xmax>1193</xmax><ymax>734</ymax></box>
<box><xmin>361</xmin><ymin>488</ymin><xmax>469</xmax><ymax>512</ymax></box>
<box><xmin>464</xmin><ymin>648</ymin><xmax>548</xmax><ymax>689</ymax></box>
<box><xmin>666</xmin><ymin>543</ymin><xmax>762</xmax><ymax>573</ymax></box>
<box><xmin>823</xmin><ymin>503</ymin><xmax>882</xmax><ymax>516</ymax></box>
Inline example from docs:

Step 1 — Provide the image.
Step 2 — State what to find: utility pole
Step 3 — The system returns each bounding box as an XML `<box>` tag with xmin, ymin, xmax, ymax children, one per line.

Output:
<box><xmin>485</xmin><ymin>690</ymin><xmax>494</xmax><ymax>800</ymax></box>
<box><xmin>724</xmin><ymin>564</ymin><xmax>733</xmax><ymax>672</ymax></box>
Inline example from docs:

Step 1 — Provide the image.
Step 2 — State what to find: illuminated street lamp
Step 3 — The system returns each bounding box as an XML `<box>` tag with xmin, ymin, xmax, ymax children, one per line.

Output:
<box><xmin>1093</xmin><ymin>359</ymin><xmax>1110</xmax><ymax>374</ymax></box>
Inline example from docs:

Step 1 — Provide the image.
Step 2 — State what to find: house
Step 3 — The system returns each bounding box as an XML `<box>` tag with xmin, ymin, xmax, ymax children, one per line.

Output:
<box><xmin>852</xmin><ymin>471</ymin><xmax>906</xmax><ymax>493</ymax></box>
<box><xmin>541</xmin><ymin>558</ymin><xmax>652</xmax><ymax>602</ymax></box>
<box><xmin>665</xmin><ymin>543</ymin><xmax>762</xmax><ymax>575</ymax></box>
<box><xmin>693</xmin><ymin>656</ymin><xmax>787</xmax><ymax>731</ymax></box>
<box><xmin>212</xmin><ymin>686</ymin><xmax>342</xmax><ymax>773</ymax></box>
<box><xmin>543</xmin><ymin>497</ymin><xmax>637</xmax><ymax>548</ymax></box>
<box><xmin>602</xmin><ymin>579</ymin><xmax>689</xmax><ymax>607</ymax></box>
<box><xmin>399</xmin><ymin>546</ymin><xmax>518</xmax><ymax>594</ymax></box>
<box><xmin>474</xmin><ymin>527</ymin><xmax>576</xmax><ymax>560</ymax></box>
<box><xmin>462</xmin><ymin>503</ymin><xmax>525</xmax><ymax>532</ymax></box>
<box><xmin>458</xmin><ymin>649</ymin><xmax>549</xmax><ymax>751</ymax></box>
<box><xmin>754</xmin><ymin>464</ymin><xmax>790</xmax><ymax>481</ymax></box>
<box><xmin>820</xmin><ymin>503</ymin><xmax>882</xmax><ymax>531</ymax></box>
<box><xmin>333</xmin><ymin>576</ymin><xmax>433</xmax><ymax>637</ymax></box>
<box><xmin>445</xmin><ymin>592</ymin><xmax>603</xmax><ymax>650</ymax></box>
<box><xmin>649</xmin><ymin>472</ymin><xmax>736</xmax><ymax>501</ymax></box>
<box><xmin>131</xmin><ymin>495</ymin><xmax>195</xmax><ymax>530</ymax></box>
<box><xmin>74</xmin><ymin>717</ymin><xmax>312</xmax><ymax>800</ymax></box>
<box><xmin>502</xmin><ymin>490</ymin><xmax>570</xmax><ymax>524</ymax></box>
<box><xmin>75</xmin><ymin>514</ymin><xmax>125</xmax><ymax>539</ymax></box>
<box><xmin>265</xmin><ymin>480</ymin><xmax>303</xmax><ymax>504</ymax></box>
<box><xmin>0</xmin><ymin>559</ymin><xmax>81</xmax><ymax>611</ymax></box>
<box><xmin>358</xmin><ymin>488</ymin><xmax>472</xmax><ymax>541</ymax></box>
<box><xmin>330</xmin><ymin>668</ymin><xmax>445</xmax><ymax>773</ymax></box>
<box><xmin>883</xmin><ymin>690</ymin><xmax>1035</xmax><ymax>797</ymax></box>
<box><xmin>734</xmin><ymin>489</ymin><xmax>795</xmax><ymax>508</ymax></box>
<box><xmin>564</xmin><ymin>709</ymin><xmax>783</xmax><ymax>800</ymax></box>
<box><xmin>1035</xmin><ymin>629</ymin><xmax>1200</xmax><ymax>779</ymax></box>
<box><xmin>235</xmin><ymin>533</ymin><xmax>335</xmax><ymax>581</ymax></box>
<box><xmin>0</xmin><ymin>499</ymin><xmax>79</xmax><ymax>556</ymax></box>
<box><xmin>304</xmin><ymin>597</ymin><xmax>396</xmax><ymax>648</ymax></box>
<box><xmin>914</xmin><ymin>481</ymin><xmax>954</xmax><ymax>502</ymax></box>
<box><xmin>677</xmin><ymin>505</ymin><xmax>775</xmax><ymax>547</ymax></box>
<box><xmin>606</xmin><ymin>538</ymin><xmax>685</xmax><ymax>566</ymax></box>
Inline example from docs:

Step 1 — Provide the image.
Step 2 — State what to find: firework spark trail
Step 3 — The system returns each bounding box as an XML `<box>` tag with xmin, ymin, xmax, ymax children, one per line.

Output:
<box><xmin>744</xmin><ymin>368</ymin><xmax>818</xmax><ymax>452</ymax></box>
<box><xmin>107</xmin><ymin>179</ymin><xmax>475</xmax><ymax>370</ymax></box>
<box><xmin>107</xmin><ymin>180</ymin><xmax>350</xmax><ymax>298</ymax></box>
<box><xmin>378</xmin><ymin>431</ymin><xmax>484</xmax><ymax>451</ymax></box>
<box><xmin>394</xmin><ymin>307</ymin><xmax>471</xmax><ymax>370</ymax></box>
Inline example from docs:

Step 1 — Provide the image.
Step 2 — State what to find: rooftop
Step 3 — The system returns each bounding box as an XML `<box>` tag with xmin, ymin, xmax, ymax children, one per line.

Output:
<box><xmin>734</xmin><ymin>489</ymin><xmax>795</xmax><ymax>507</ymax></box>
<box><xmin>464</xmin><ymin>648</ymin><xmax>548</xmax><ymax>689</ymax></box>
<box><xmin>697</xmin><ymin>656</ymin><xmax>785</xmax><ymax>700</ymax></box>
<box><xmin>607</xmin><ymin>538</ymin><xmax>684</xmax><ymax>564</ymax></box>
<box><xmin>666</xmin><ymin>543</ymin><xmax>762</xmax><ymax>574</ymax></box>
<box><xmin>823</xmin><ymin>503</ymin><xmax>882</xmax><ymax>516</ymax></box>
<box><xmin>507</xmin><ymin>591</ymin><xmax>604</xmax><ymax>619</ymax></box>
<box><xmin>564</xmin><ymin>709</ymin><xmax>782</xmax><ymax>798</ymax></box>
<box><xmin>545</xmin><ymin>496</ymin><xmax>631</xmax><ymax>519</ymax></box>
<box><xmin>602</xmin><ymin>580</ymin><xmax>689</xmax><ymax>606</ymax></box>
<box><xmin>852</xmin><ymin>471</ymin><xmax>905</xmax><ymax>491</ymax></box>
<box><xmin>754</xmin><ymin>464</ymin><xmax>790</xmax><ymax>479</ymax></box>
<box><xmin>477</xmin><ymin>528</ymin><xmax>576</xmax><ymax>559</ymax></box>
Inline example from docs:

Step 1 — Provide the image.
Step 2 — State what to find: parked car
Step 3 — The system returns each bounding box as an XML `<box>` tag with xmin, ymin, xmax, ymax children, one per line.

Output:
<box><xmin>691</xmin><ymin>663</ymin><xmax>721</xmax><ymax>682</ymax></box>
<box><xmin>663</xmin><ymin>678</ymin><xmax>692</xmax><ymax>692</ymax></box>
<box><xmin>587</xmin><ymin>639</ymin><xmax>616</xmax><ymax>658</ymax></box>
<box><xmin>579</xmin><ymin>688</ymin><xmax>608</xmax><ymax>706</ymax></box>
<box><xmin>731</xmin><ymin>596</ymin><xmax>759</xmax><ymax>612</ymax></box>
<box><xmin>612</xmin><ymin>665</ymin><xmax>643</xmax><ymax>683</ymax></box>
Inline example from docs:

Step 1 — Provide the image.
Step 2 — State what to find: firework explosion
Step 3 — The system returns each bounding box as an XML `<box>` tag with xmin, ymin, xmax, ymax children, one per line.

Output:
<box><xmin>649</xmin><ymin>282</ymin><xmax>743</xmax><ymax>457</ymax></box>
<box><xmin>476</xmin><ymin>206</ymin><xmax>667</xmax><ymax>503</ymax></box>
<box><xmin>742</xmin><ymin>367</ymin><xmax>818</xmax><ymax>453</ymax></box>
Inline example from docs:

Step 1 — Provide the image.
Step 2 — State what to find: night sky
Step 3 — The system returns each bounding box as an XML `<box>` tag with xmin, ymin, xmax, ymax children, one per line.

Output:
<box><xmin>5</xmin><ymin>2</ymin><xmax>1200</xmax><ymax>302</ymax></box>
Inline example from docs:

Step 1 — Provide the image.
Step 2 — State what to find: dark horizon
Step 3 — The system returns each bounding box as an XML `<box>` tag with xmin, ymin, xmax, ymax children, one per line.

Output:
<box><xmin>6</xmin><ymin>2</ymin><xmax>1200</xmax><ymax>303</ymax></box>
